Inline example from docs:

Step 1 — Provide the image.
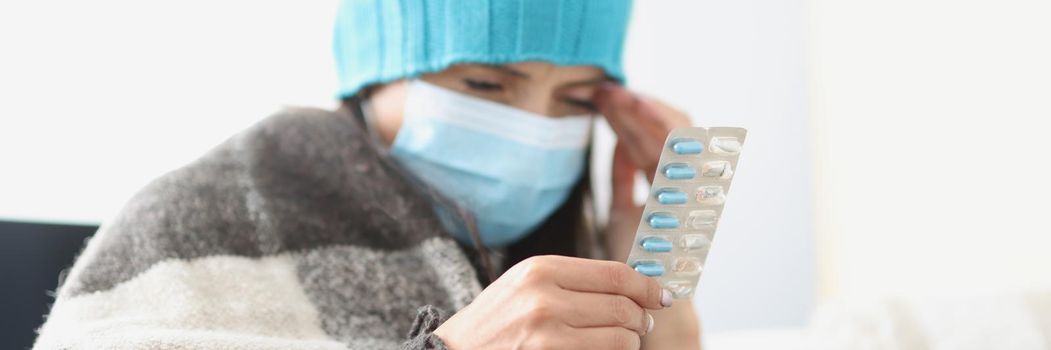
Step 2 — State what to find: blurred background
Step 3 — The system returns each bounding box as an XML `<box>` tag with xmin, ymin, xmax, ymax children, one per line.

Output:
<box><xmin>1</xmin><ymin>0</ymin><xmax>1048</xmax><ymax>349</ymax></box>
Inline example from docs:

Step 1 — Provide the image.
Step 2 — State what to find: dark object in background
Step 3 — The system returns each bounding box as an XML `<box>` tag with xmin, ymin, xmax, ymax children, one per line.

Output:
<box><xmin>0</xmin><ymin>220</ymin><xmax>96</xmax><ymax>350</ymax></box>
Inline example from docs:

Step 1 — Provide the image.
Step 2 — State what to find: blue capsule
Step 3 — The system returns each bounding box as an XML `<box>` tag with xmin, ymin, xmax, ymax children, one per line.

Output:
<box><xmin>662</xmin><ymin>164</ymin><xmax>696</xmax><ymax>180</ymax></box>
<box><xmin>671</xmin><ymin>139</ymin><xmax>704</xmax><ymax>155</ymax></box>
<box><xmin>633</xmin><ymin>261</ymin><xmax>665</xmax><ymax>277</ymax></box>
<box><xmin>640</xmin><ymin>237</ymin><xmax>673</xmax><ymax>253</ymax></box>
<box><xmin>647</xmin><ymin>213</ymin><xmax>680</xmax><ymax>229</ymax></box>
<box><xmin>655</xmin><ymin>189</ymin><xmax>688</xmax><ymax>205</ymax></box>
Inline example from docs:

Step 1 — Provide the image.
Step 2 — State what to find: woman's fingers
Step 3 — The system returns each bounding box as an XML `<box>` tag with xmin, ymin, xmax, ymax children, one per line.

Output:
<box><xmin>559</xmin><ymin>326</ymin><xmax>643</xmax><ymax>350</ymax></box>
<box><xmin>635</xmin><ymin>94</ymin><xmax>691</xmax><ymax>132</ymax></box>
<box><xmin>595</xmin><ymin>84</ymin><xmax>639</xmax><ymax>138</ymax></box>
<box><xmin>597</xmin><ymin>83</ymin><xmax>660</xmax><ymax>129</ymax></box>
<box><xmin>560</xmin><ymin>291</ymin><xmax>653</xmax><ymax>335</ymax></box>
<box><xmin>439</xmin><ymin>255</ymin><xmax>667</xmax><ymax>349</ymax></box>
<box><xmin>596</xmin><ymin>84</ymin><xmax>689</xmax><ymax>181</ymax></box>
<box><xmin>596</xmin><ymin>85</ymin><xmax>645</xmax><ymax>157</ymax></box>
<box><xmin>523</xmin><ymin>256</ymin><xmax>668</xmax><ymax>310</ymax></box>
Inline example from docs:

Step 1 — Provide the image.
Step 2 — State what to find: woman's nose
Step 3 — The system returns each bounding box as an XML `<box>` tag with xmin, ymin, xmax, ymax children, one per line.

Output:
<box><xmin>515</xmin><ymin>95</ymin><xmax>557</xmax><ymax>117</ymax></box>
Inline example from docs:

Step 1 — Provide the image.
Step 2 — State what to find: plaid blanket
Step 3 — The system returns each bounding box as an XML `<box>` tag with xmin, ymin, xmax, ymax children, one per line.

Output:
<box><xmin>34</xmin><ymin>107</ymin><xmax>483</xmax><ymax>349</ymax></box>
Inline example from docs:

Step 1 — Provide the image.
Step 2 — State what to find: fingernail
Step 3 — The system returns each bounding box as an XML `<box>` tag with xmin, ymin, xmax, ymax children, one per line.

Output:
<box><xmin>646</xmin><ymin>313</ymin><xmax>655</xmax><ymax>334</ymax></box>
<box><xmin>661</xmin><ymin>289</ymin><xmax>673</xmax><ymax>308</ymax></box>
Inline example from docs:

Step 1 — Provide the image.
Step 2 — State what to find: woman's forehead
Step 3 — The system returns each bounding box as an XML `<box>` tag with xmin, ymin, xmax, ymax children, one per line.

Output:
<box><xmin>447</xmin><ymin>62</ymin><xmax>607</xmax><ymax>84</ymax></box>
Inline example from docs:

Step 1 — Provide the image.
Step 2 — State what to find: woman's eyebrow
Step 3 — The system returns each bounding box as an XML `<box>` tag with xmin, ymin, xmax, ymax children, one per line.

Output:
<box><xmin>563</xmin><ymin>77</ymin><xmax>615</xmax><ymax>88</ymax></box>
<box><xmin>478</xmin><ymin>64</ymin><xmax>530</xmax><ymax>78</ymax></box>
<box><xmin>475</xmin><ymin>64</ymin><xmax>613</xmax><ymax>87</ymax></box>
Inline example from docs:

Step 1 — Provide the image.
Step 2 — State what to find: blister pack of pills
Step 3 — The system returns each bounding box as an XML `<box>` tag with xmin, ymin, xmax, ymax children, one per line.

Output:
<box><xmin>624</xmin><ymin>127</ymin><xmax>747</xmax><ymax>299</ymax></box>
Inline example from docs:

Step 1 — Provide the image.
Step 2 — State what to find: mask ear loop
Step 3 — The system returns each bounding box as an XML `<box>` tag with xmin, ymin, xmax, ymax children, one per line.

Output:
<box><xmin>345</xmin><ymin>94</ymin><xmax>497</xmax><ymax>284</ymax></box>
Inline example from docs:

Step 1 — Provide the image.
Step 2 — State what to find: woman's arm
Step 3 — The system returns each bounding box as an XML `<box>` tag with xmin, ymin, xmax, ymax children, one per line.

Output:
<box><xmin>642</xmin><ymin>299</ymin><xmax>702</xmax><ymax>349</ymax></box>
<box><xmin>597</xmin><ymin>83</ymin><xmax>704</xmax><ymax>350</ymax></box>
<box><xmin>605</xmin><ymin>202</ymin><xmax>703</xmax><ymax>350</ymax></box>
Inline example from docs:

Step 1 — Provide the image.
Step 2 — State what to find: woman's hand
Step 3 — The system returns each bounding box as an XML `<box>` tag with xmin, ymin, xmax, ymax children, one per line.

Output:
<box><xmin>433</xmin><ymin>255</ymin><xmax>672</xmax><ymax>350</ymax></box>
<box><xmin>594</xmin><ymin>83</ymin><xmax>693</xmax><ymax>262</ymax></box>
<box><xmin>593</xmin><ymin>84</ymin><xmax>702</xmax><ymax>350</ymax></box>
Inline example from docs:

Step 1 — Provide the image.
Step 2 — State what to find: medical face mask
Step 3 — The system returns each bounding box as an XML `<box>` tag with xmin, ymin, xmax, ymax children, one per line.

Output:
<box><xmin>390</xmin><ymin>80</ymin><xmax>592</xmax><ymax>247</ymax></box>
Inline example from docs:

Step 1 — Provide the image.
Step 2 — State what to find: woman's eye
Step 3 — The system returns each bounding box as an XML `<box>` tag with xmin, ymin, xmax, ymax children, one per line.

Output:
<box><xmin>463</xmin><ymin>79</ymin><xmax>504</xmax><ymax>92</ymax></box>
<box><xmin>563</xmin><ymin>97</ymin><xmax>598</xmax><ymax>113</ymax></box>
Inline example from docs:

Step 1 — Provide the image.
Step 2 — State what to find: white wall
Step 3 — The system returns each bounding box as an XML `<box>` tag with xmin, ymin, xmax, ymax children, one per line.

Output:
<box><xmin>0</xmin><ymin>1</ymin><xmax>342</xmax><ymax>225</ymax></box>
<box><xmin>616</xmin><ymin>0</ymin><xmax>814</xmax><ymax>331</ymax></box>
<box><xmin>0</xmin><ymin>0</ymin><xmax>814</xmax><ymax>332</ymax></box>
<box><xmin>808</xmin><ymin>0</ymin><xmax>1051</xmax><ymax>298</ymax></box>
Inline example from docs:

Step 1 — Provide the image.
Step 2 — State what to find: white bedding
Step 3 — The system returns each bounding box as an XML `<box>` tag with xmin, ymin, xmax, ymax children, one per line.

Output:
<box><xmin>703</xmin><ymin>291</ymin><xmax>1051</xmax><ymax>350</ymax></box>
<box><xmin>704</xmin><ymin>328</ymin><xmax>808</xmax><ymax>350</ymax></box>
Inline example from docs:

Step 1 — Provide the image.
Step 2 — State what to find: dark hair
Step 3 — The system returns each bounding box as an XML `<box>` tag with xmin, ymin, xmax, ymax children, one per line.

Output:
<box><xmin>339</xmin><ymin>95</ymin><xmax>596</xmax><ymax>282</ymax></box>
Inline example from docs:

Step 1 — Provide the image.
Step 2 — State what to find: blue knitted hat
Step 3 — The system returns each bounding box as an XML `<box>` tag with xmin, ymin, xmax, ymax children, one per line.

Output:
<box><xmin>333</xmin><ymin>0</ymin><xmax>633</xmax><ymax>99</ymax></box>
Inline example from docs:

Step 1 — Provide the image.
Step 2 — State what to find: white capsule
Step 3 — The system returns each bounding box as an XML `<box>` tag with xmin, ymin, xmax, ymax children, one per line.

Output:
<box><xmin>710</xmin><ymin>137</ymin><xmax>742</xmax><ymax>155</ymax></box>
<box><xmin>673</xmin><ymin>257</ymin><xmax>703</xmax><ymax>275</ymax></box>
<box><xmin>687</xmin><ymin>210</ymin><xmax>718</xmax><ymax>229</ymax></box>
<box><xmin>701</xmin><ymin>161</ymin><xmax>733</xmax><ymax>179</ymax></box>
<box><xmin>680</xmin><ymin>234</ymin><xmax>711</xmax><ymax>252</ymax></box>
<box><xmin>664</xmin><ymin>280</ymin><xmax>695</xmax><ymax>299</ymax></box>
<box><xmin>696</xmin><ymin>186</ymin><xmax>726</xmax><ymax>205</ymax></box>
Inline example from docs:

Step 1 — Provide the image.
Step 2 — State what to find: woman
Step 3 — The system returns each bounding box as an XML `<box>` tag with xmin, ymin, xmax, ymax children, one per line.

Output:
<box><xmin>34</xmin><ymin>0</ymin><xmax>701</xmax><ymax>349</ymax></box>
